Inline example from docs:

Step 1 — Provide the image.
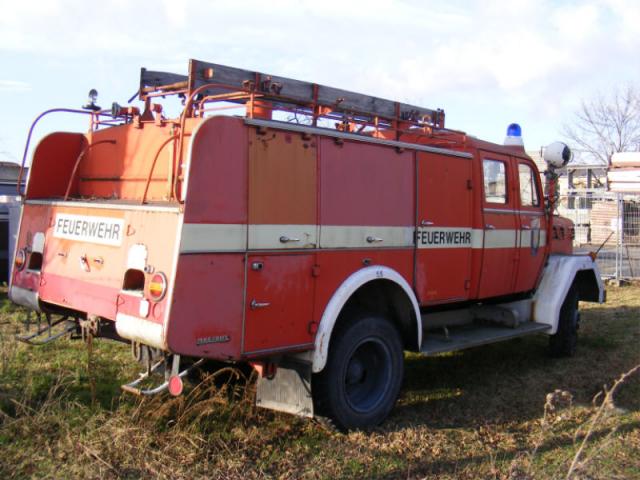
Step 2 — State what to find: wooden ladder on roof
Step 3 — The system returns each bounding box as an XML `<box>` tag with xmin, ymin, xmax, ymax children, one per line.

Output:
<box><xmin>138</xmin><ymin>58</ymin><xmax>446</xmax><ymax>130</ymax></box>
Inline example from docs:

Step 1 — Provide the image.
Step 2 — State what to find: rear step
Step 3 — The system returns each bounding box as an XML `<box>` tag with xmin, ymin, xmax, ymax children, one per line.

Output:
<box><xmin>420</xmin><ymin>322</ymin><xmax>551</xmax><ymax>355</ymax></box>
<box><xmin>121</xmin><ymin>355</ymin><xmax>204</xmax><ymax>396</ymax></box>
<box><xmin>16</xmin><ymin>313</ymin><xmax>77</xmax><ymax>346</ymax></box>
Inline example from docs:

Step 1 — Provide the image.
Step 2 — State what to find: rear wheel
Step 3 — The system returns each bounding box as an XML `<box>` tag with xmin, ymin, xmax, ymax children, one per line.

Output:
<box><xmin>549</xmin><ymin>284</ymin><xmax>580</xmax><ymax>357</ymax></box>
<box><xmin>313</xmin><ymin>315</ymin><xmax>404</xmax><ymax>430</ymax></box>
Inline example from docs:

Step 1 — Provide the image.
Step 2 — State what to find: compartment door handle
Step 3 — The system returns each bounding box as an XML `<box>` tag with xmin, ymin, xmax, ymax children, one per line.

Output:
<box><xmin>279</xmin><ymin>236</ymin><xmax>300</xmax><ymax>243</ymax></box>
<box><xmin>250</xmin><ymin>299</ymin><xmax>271</xmax><ymax>310</ymax></box>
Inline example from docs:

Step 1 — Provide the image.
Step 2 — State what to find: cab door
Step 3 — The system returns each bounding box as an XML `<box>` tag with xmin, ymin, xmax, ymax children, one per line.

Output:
<box><xmin>514</xmin><ymin>160</ymin><xmax>546</xmax><ymax>292</ymax></box>
<box><xmin>478</xmin><ymin>152</ymin><xmax>518</xmax><ymax>298</ymax></box>
<box><xmin>415</xmin><ymin>152</ymin><xmax>473</xmax><ymax>304</ymax></box>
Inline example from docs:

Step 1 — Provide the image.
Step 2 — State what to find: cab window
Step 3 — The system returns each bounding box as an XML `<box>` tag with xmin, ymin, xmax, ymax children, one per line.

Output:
<box><xmin>483</xmin><ymin>159</ymin><xmax>507</xmax><ymax>204</ymax></box>
<box><xmin>518</xmin><ymin>163</ymin><xmax>540</xmax><ymax>207</ymax></box>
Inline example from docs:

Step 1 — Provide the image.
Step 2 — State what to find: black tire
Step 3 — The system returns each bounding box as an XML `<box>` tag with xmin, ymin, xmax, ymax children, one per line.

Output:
<box><xmin>549</xmin><ymin>284</ymin><xmax>580</xmax><ymax>357</ymax></box>
<box><xmin>313</xmin><ymin>314</ymin><xmax>404</xmax><ymax>431</ymax></box>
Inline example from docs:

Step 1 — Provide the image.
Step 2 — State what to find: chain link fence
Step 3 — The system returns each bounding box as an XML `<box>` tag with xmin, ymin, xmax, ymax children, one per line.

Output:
<box><xmin>558</xmin><ymin>191</ymin><xmax>640</xmax><ymax>280</ymax></box>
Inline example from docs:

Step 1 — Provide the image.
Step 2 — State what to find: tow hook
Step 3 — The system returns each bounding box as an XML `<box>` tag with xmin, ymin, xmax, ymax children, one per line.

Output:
<box><xmin>79</xmin><ymin>314</ymin><xmax>99</xmax><ymax>342</ymax></box>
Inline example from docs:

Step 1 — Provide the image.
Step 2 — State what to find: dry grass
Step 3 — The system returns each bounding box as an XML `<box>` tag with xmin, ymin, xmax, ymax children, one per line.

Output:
<box><xmin>0</xmin><ymin>285</ymin><xmax>638</xmax><ymax>479</ymax></box>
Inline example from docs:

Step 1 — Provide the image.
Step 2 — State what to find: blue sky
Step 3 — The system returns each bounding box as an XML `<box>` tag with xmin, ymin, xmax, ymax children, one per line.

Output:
<box><xmin>0</xmin><ymin>0</ymin><xmax>638</xmax><ymax>166</ymax></box>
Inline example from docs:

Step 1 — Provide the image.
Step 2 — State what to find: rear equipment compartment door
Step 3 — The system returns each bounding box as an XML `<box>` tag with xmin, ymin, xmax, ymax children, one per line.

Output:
<box><xmin>244</xmin><ymin>254</ymin><xmax>315</xmax><ymax>354</ymax></box>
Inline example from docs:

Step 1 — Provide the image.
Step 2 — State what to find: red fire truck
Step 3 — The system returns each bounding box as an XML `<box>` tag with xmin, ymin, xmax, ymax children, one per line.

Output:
<box><xmin>11</xmin><ymin>59</ymin><xmax>604</xmax><ymax>429</ymax></box>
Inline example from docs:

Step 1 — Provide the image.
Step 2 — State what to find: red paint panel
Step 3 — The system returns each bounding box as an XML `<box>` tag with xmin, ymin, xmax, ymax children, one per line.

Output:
<box><xmin>12</xmin><ymin>270</ymin><xmax>40</xmax><ymax>292</ymax></box>
<box><xmin>467</xmin><ymin>150</ymin><xmax>487</xmax><ymax>300</ymax></box>
<box><xmin>40</xmin><ymin>207</ymin><xmax>177</xmax><ymax>289</ymax></box>
<box><xmin>478</xmin><ymin>151</ymin><xmax>518</xmax><ymax>298</ymax></box>
<box><xmin>166</xmin><ymin>254</ymin><xmax>245</xmax><ymax>359</ymax></box>
<box><xmin>116</xmin><ymin>293</ymin><xmax>165</xmax><ymax>325</ymax></box>
<box><xmin>416</xmin><ymin>252</ymin><xmax>472</xmax><ymax>304</ymax></box>
<box><xmin>549</xmin><ymin>216</ymin><xmax>574</xmax><ymax>255</ymax></box>
<box><xmin>248</xmin><ymin>129</ymin><xmax>316</xmax><ymax>225</ymax></box>
<box><xmin>313</xmin><ymin>250</ymin><xmax>414</xmax><ymax>323</ymax></box>
<box><xmin>75</xmin><ymin>119</ymin><xmax>199</xmax><ymax>201</ymax></box>
<box><xmin>13</xmin><ymin>202</ymin><xmax>179</xmax><ymax>332</ymax></box>
<box><xmin>479</xmin><ymin>247</ymin><xmax>519</xmax><ymax>298</ymax></box>
<box><xmin>515</xmin><ymin>158</ymin><xmax>547</xmax><ymax>292</ymax></box>
<box><xmin>38</xmin><ymin>273</ymin><xmax>120</xmax><ymax>320</ymax></box>
<box><xmin>184</xmin><ymin>117</ymin><xmax>248</xmax><ymax>224</ymax></box>
<box><xmin>320</xmin><ymin>139</ymin><xmax>414</xmax><ymax>226</ymax></box>
<box><xmin>416</xmin><ymin>152</ymin><xmax>473</xmax><ymax>303</ymax></box>
<box><xmin>26</xmin><ymin>133</ymin><xmax>86</xmax><ymax>199</ymax></box>
<box><xmin>244</xmin><ymin>254</ymin><xmax>315</xmax><ymax>353</ymax></box>
<box><xmin>11</xmin><ymin>204</ymin><xmax>51</xmax><ymax>289</ymax></box>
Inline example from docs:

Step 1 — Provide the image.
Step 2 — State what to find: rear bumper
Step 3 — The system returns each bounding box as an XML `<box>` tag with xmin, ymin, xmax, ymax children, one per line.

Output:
<box><xmin>115</xmin><ymin>313</ymin><xmax>165</xmax><ymax>350</ymax></box>
<box><xmin>9</xmin><ymin>285</ymin><xmax>40</xmax><ymax>312</ymax></box>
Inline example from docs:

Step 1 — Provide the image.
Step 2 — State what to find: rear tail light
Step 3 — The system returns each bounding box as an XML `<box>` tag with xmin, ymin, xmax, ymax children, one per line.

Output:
<box><xmin>148</xmin><ymin>272</ymin><xmax>167</xmax><ymax>301</ymax></box>
<box><xmin>14</xmin><ymin>248</ymin><xmax>27</xmax><ymax>271</ymax></box>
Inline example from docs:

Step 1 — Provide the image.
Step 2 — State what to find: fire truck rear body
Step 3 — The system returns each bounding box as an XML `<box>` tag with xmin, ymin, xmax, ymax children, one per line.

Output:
<box><xmin>10</xmin><ymin>59</ymin><xmax>604</xmax><ymax>429</ymax></box>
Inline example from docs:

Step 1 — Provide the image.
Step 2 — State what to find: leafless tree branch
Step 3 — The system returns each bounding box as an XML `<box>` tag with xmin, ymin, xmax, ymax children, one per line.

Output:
<box><xmin>562</xmin><ymin>85</ymin><xmax>640</xmax><ymax>165</ymax></box>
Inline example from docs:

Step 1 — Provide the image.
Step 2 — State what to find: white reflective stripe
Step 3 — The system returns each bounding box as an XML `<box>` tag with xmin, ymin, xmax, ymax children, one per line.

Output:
<box><xmin>520</xmin><ymin>229</ymin><xmax>532</xmax><ymax>248</ymax></box>
<box><xmin>484</xmin><ymin>207</ymin><xmax>517</xmax><ymax>214</ymax></box>
<box><xmin>519</xmin><ymin>230</ymin><xmax>547</xmax><ymax>248</ymax></box>
<box><xmin>520</xmin><ymin>210</ymin><xmax>544</xmax><ymax>217</ymax></box>
<box><xmin>181</xmin><ymin>223</ymin><xmax>247</xmax><ymax>253</ymax></box>
<box><xmin>248</xmin><ymin>224</ymin><xmax>317</xmax><ymax>249</ymax></box>
<box><xmin>320</xmin><ymin>226</ymin><xmax>414</xmax><ymax>248</ymax></box>
<box><xmin>484</xmin><ymin>207</ymin><xmax>543</xmax><ymax>216</ymax></box>
<box><xmin>483</xmin><ymin>229</ymin><xmax>517</xmax><ymax>249</ymax></box>
<box><xmin>415</xmin><ymin>227</ymin><xmax>483</xmax><ymax>249</ymax></box>
<box><xmin>180</xmin><ymin>224</ymin><xmax>549</xmax><ymax>252</ymax></box>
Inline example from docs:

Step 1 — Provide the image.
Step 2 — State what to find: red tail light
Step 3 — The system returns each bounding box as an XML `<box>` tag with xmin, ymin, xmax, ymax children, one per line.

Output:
<box><xmin>14</xmin><ymin>248</ymin><xmax>27</xmax><ymax>271</ymax></box>
<box><xmin>148</xmin><ymin>272</ymin><xmax>167</xmax><ymax>301</ymax></box>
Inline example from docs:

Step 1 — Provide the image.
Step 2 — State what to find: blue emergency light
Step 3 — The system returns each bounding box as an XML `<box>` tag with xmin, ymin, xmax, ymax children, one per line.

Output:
<box><xmin>504</xmin><ymin>123</ymin><xmax>524</xmax><ymax>146</ymax></box>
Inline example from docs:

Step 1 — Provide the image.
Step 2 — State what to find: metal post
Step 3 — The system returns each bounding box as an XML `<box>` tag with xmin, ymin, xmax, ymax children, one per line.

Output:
<box><xmin>616</xmin><ymin>193</ymin><xmax>622</xmax><ymax>281</ymax></box>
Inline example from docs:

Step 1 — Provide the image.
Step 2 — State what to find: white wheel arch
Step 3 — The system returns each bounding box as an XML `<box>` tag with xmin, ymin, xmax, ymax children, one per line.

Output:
<box><xmin>311</xmin><ymin>265</ymin><xmax>421</xmax><ymax>373</ymax></box>
<box><xmin>534</xmin><ymin>254</ymin><xmax>605</xmax><ymax>334</ymax></box>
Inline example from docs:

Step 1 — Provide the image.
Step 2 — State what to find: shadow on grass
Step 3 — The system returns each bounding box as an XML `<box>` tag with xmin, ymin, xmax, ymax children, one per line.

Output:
<box><xmin>376</xmin><ymin>419</ymin><xmax>640</xmax><ymax>480</ymax></box>
<box><xmin>388</xmin><ymin>300</ymin><xmax>640</xmax><ymax>431</ymax></box>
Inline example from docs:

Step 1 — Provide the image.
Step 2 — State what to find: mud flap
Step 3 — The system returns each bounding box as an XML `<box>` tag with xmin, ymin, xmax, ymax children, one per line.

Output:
<box><xmin>256</xmin><ymin>359</ymin><xmax>314</xmax><ymax>418</ymax></box>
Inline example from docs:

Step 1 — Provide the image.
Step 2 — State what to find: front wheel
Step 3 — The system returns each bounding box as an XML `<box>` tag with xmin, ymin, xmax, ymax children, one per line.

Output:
<box><xmin>313</xmin><ymin>315</ymin><xmax>404</xmax><ymax>430</ymax></box>
<box><xmin>549</xmin><ymin>284</ymin><xmax>580</xmax><ymax>357</ymax></box>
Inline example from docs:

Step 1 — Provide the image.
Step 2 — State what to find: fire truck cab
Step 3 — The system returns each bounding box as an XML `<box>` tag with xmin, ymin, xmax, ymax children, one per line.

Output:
<box><xmin>10</xmin><ymin>59</ymin><xmax>604</xmax><ymax>429</ymax></box>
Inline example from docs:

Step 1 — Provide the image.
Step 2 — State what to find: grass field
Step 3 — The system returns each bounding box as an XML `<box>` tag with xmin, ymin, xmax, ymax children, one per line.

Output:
<box><xmin>0</xmin><ymin>285</ymin><xmax>638</xmax><ymax>479</ymax></box>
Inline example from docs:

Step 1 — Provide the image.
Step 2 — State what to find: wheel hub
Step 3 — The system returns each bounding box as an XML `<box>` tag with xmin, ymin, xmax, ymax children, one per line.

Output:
<box><xmin>346</xmin><ymin>358</ymin><xmax>366</xmax><ymax>384</ymax></box>
<box><xmin>343</xmin><ymin>338</ymin><xmax>392</xmax><ymax>413</ymax></box>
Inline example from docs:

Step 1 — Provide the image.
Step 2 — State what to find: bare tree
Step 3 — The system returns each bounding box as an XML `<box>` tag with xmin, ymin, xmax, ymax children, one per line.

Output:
<box><xmin>562</xmin><ymin>85</ymin><xmax>640</xmax><ymax>165</ymax></box>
